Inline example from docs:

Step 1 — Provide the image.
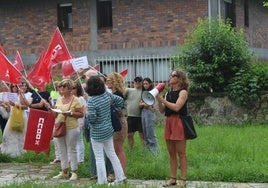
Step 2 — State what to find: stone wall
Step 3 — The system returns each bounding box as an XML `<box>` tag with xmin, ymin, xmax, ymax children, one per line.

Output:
<box><xmin>156</xmin><ymin>93</ymin><xmax>268</xmax><ymax>125</ymax></box>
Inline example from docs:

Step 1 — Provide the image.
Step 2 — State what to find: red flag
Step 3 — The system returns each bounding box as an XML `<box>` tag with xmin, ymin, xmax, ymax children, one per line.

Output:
<box><xmin>62</xmin><ymin>59</ymin><xmax>75</xmax><ymax>77</ymax></box>
<box><xmin>119</xmin><ymin>68</ymin><xmax>128</xmax><ymax>77</ymax></box>
<box><xmin>27</xmin><ymin>51</ymin><xmax>51</xmax><ymax>90</ymax></box>
<box><xmin>43</xmin><ymin>27</ymin><xmax>72</xmax><ymax>69</ymax></box>
<box><xmin>13</xmin><ymin>51</ymin><xmax>25</xmax><ymax>72</ymax></box>
<box><xmin>61</xmin><ymin>54</ymin><xmax>76</xmax><ymax>77</ymax></box>
<box><xmin>24</xmin><ymin>108</ymin><xmax>55</xmax><ymax>152</ymax></box>
<box><xmin>0</xmin><ymin>51</ymin><xmax>22</xmax><ymax>84</ymax></box>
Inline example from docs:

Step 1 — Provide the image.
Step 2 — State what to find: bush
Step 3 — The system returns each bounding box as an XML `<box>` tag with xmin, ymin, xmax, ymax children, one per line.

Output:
<box><xmin>251</xmin><ymin>62</ymin><xmax>268</xmax><ymax>91</ymax></box>
<box><xmin>171</xmin><ymin>17</ymin><xmax>268</xmax><ymax>107</ymax></box>
<box><xmin>173</xmin><ymin>17</ymin><xmax>253</xmax><ymax>93</ymax></box>
<box><xmin>228</xmin><ymin>62</ymin><xmax>268</xmax><ymax>107</ymax></box>
<box><xmin>227</xmin><ymin>68</ymin><xmax>260</xmax><ymax>107</ymax></box>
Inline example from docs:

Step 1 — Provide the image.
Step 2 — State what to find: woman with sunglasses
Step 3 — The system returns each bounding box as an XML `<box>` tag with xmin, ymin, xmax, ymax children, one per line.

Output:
<box><xmin>156</xmin><ymin>69</ymin><xmax>190</xmax><ymax>187</ymax></box>
<box><xmin>1</xmin><ymin>81</ymin><xmax>33</xmax><ymax>157</ymax></box>
<box><xmin>51</xmin><ymin>79</ymin><xmax>84</xmax><ymax>181</ymax></box>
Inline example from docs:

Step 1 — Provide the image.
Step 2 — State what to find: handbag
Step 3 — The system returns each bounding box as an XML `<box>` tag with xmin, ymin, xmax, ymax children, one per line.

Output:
<box><xmin>109</xmin><ymin>93</ymin><xmax>122</xmax><ymax>132</ymax></box>
<box><xmin>111</xmin><ymin>104</ymin><xmax>122</xmax><ymax>132</ymax></box>
<box><xmin>9</xmin><ymin>106</ymin><xmax>24</xmax><ymax>132</ymax></box>
<box><xmin>53</xmin><ymin>121</ymin><xmax>66</xmax><ymax>137</ymax></box>
<box><xmin>53</xmin><ymin>96</ymin><xmax>74</xmax><ymax>137</ymax></box>
<box><xmin>180</xmin><ymin>115</ymin><xmax>197</xmax><ymax>140</ymax></box>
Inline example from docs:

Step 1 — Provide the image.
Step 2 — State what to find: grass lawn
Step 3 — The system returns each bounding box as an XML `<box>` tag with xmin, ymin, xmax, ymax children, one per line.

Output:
<box><xmin>1</xmin><ymin>123</ymin><xmax>268</xmax><ymax>183</ymax></box>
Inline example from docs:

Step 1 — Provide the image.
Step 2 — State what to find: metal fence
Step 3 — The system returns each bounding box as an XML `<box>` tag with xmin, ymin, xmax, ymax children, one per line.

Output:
<box><xmin>93</xmin><ymin>54</ymin><xmax>175</xmax><ymax>87</ymax></box>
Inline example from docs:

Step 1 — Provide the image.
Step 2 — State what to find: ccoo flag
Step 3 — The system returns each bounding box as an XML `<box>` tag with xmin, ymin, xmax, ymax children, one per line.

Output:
<box><xmin>13</xmin><ymin>50</ymin><xmax>25</xmax><ymax>72</ymax></box>
<box><xmin>0</xmin><ymin>51</ymin><xmax>22</xmax><ymax>84</ymax></box>
<box><xmin>43</xmin><ymin>27</ymin><xmax>72</xmax><ymax>69</ymax></box>
<box><xmin>24</xmin><ymin>108</ymin><xmax>55</xmax><ymax>152</ymax></box>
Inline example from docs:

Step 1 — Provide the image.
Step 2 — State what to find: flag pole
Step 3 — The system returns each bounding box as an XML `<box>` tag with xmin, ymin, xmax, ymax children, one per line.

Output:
<box><xmin>20</xmin><ymin>75</ymin><xmax>45</xmax><ymax>103</ymax></box>
<box><xmin>1</xmin><ymin>81</ymin><xmax>9</xmax><ymax>89</ymax></box>
<box><xmin>87</xmin><ymin>64</ymin><xmax>107</xmax><ymax>78</ymax></box>
<box><xmin>74</xmin><ymin>70</ymin><xmax>86</xmax><ymax>94</ymax></box>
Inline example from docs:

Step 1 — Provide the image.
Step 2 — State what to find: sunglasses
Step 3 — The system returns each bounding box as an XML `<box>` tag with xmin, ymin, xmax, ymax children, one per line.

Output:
<box><xmin>58</xmin><ymin>84</ymin><xmax>67</xmax><ymax>88</ymax></box>
<box><xmin>169</xmin><ymin>74</ymin><xmax>179</xmax><ymax>78</ymax></box>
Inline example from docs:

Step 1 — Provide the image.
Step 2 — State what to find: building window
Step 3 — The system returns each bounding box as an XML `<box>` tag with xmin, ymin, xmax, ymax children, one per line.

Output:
<box><xmin>244</xmin><ymin>0</ymin><xmax>249</xmax><ymax>27</ymax></box>
<box><xmin>97</xmin><ymin>0</ymin><xmax>113</xmax><ymax>29</ymax></box>
<box><xmin>224</xmin><ymin>0</ymin><xmax>236</xmax><ymax>27</ymax></box>
<box><xmin>57</xmin><ymin>3</ymin><xmax>72</xmax><ymax>32</ymax></box>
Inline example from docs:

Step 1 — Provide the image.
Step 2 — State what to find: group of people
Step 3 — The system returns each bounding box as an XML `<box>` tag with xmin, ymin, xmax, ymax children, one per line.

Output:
<box><xmin>0</xmin><ymin>68</ymin><xmax>191</xmax><ymax>187</ymax></box>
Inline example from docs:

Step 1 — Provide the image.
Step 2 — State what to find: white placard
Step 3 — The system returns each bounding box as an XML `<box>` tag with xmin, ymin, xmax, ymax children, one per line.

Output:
<box><xmin>71</xmin><ymin>56</ymin><xmax>89</xmax><ymax>71</ymax></box>
<box><xmin>49</xmin><ymin>108</ymin><xmax>71</xmax><ymax>114</ymax></box>
<box><xmin>4</xmin><ymin>92</ymin><xmax>19</xmax><ymax>103</ymax></box>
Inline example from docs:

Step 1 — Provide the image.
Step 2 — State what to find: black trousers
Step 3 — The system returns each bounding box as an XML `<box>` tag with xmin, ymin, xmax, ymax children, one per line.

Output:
<box><xmin>0</xmin><ymin>115</ymin><xmax>7</xmax><ymax>135</ymax></box>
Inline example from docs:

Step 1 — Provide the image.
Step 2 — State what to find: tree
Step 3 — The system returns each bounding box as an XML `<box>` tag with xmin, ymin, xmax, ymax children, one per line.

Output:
<box><xmin>172</xmin><ymin>18</ymin><xmax>254</xmax><ymax>93</ymax></box>
<box><xmin>264</xmin><ymin>1</ymin><xmax>268</xmax><ymax>7</ymax></box>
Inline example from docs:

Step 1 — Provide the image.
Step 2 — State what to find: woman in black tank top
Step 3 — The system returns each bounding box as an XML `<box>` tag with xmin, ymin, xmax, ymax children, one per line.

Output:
<box><xmin>156</xmin><ymin>69</ymin><xmax>190</xmax><ymax>187</ymax></box>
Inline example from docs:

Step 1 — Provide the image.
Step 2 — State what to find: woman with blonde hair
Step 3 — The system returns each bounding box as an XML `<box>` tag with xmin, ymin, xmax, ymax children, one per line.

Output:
<box><xmin>106</xmin><ymin>72</ymin><xmax>128</xmax><ymax>176</ymax></box>
<box><xmin>50</xmin><ymin>79</ymin><xmax>84</xmax><ymax>181</ymax></box>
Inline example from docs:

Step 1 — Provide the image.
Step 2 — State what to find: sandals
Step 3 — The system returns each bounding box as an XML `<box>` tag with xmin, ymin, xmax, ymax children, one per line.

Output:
<box><xmin>162</xmin><ymin>177</ymin><xmax>177</xmax><ymax>187</ymax></box>
<box><xmin>107</xmin><ymin>174</ymin><xmax>115</xmax><ymax>182</ymax></box>
<box><xmin>177</xmin><ymin>177</ymin><xmax>187</xmax><ymax>188</ymax></box>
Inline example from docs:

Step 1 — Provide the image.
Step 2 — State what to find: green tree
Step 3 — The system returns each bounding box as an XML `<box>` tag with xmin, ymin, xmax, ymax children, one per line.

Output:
<box><xmin>264</xmin><ymin>1</ymin><xmax>268</xmax><ymax>7</ymax></box>
<box><xmin>173</xmin><ymin>18</ymin><xmax>254</xmax><ymax>93</ymax></box>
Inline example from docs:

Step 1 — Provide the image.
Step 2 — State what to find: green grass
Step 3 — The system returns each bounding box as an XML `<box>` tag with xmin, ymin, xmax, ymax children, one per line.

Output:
<box><xmin>1</xmin><ymin>123</ymin><xmax>268</xmax><ymax>183</ymax></box>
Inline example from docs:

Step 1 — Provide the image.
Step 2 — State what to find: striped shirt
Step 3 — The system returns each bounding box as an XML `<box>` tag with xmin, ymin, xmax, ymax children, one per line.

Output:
<box><xmin>87</xmin><ymin>92</ymin><xmax>124</xmax><ymax>142</ymax></box>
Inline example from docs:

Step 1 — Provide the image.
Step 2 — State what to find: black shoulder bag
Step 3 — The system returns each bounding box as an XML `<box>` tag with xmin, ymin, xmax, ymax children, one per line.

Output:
<box><xmin>180</xmin><ymin>115</ymin><xmax>197</xmax><ymax>140</ymax></box>
<box><xmin>109</xmin><ymin>93</ymin><xmax>122</xmax><ymax>132</ymax></box>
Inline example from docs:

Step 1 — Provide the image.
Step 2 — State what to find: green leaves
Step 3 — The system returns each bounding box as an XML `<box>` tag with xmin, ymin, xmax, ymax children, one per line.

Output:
<box><xmin>174</xmin><ymin>18</ymin><xmax>253</xmax><ymax>93</ymax></box>
<box><xmin>172</xmin><ymin>17</ymin><xmax>268</xmax><ymax>107</ymax></box>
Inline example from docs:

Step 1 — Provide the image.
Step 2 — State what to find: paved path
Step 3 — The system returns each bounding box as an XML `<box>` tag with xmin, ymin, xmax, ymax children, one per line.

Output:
<box><xmin>0</xmin><ymin>163</ymin><xmax>268</xmax><ymax>187</ymax></box>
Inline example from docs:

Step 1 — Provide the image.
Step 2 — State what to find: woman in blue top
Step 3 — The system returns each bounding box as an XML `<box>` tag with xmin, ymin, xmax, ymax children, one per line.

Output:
<box><xmin>85</xmin><ymin>76</ymin><xmax>126</xmax><ymax>185</ymax></box>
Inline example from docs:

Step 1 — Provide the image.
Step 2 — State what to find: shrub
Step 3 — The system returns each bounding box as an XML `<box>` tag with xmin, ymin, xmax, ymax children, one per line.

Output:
<box><xmin>173</xmin><ymin>17</ymin><xmax>253</xmax><ymax>93</ymax></box>
<box><xmin>228</xmin><ymin>62</ymin><xmax>268</xmax><ymax>107</ymax></box>
<box><xmin>251</xmin><ymin>62</ymin><xmax>268</xmax><ymax>91</ymax></box>
<box><xmin>227</xmin><ymin>68</ymin><xmax>260</xmax><ymax>107</ymax></box>
<box><xmin>171</xmin><ymin>17</ymin><xmax>268</xmax><ymax>107</ymax></box>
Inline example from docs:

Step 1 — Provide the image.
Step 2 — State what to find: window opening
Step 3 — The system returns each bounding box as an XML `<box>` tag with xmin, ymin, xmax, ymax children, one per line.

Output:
<box><xmin>97</xmin><ymin>0</ymin><xmax>113</xmax><ymax>29</ymax></box>
<box><xmin>244</xmin><ymin>0</ymin><xmax>249</xmax><ymax>27</ymax></box>
<box><xmin>224</xmin><ymin>0</ymin><xmax>236</xmax><ymax>27</ymax></box>
<box><xmin>57</xmin><ymin>3</ymin><xmax>72</xmax><ymax>32</ymax></box>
